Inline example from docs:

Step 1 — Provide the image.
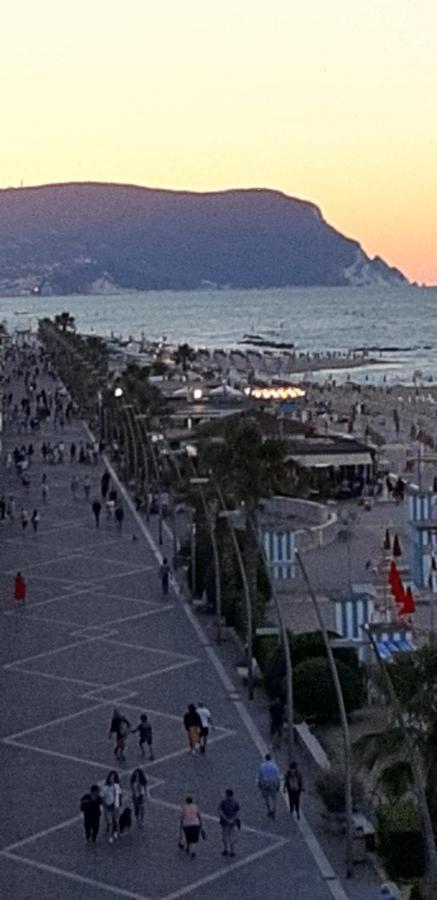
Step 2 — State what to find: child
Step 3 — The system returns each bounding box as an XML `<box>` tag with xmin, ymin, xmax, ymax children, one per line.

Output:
<box><xmin>131</xmin><ymin>713</ymin><xmax>154</xmax><ymax>760</ymax></box>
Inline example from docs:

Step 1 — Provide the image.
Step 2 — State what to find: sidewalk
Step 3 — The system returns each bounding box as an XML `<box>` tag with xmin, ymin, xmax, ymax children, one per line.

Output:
<box><xmin>0</xmin><ymin>358</ymin><xmax>348</xmax><ymax>899</ymax></box>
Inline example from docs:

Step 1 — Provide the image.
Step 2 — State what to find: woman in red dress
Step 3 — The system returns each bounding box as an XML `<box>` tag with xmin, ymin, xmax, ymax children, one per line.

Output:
<box><xmin>14</xmin><ymin>571</ymin><xmax>26</xmax><ymax>604</ymax></box>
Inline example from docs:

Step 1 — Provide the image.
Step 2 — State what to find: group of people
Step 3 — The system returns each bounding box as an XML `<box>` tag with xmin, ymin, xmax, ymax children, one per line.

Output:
<box><xmin>258</xmin><ymin>754</ymin><xmax>304</xmax><ymax>820</ymax></box>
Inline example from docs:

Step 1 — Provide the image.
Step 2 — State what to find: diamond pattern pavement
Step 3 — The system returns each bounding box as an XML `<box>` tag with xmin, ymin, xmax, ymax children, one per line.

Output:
<box><xmin>0</xmin><ymin>364</ymin><xmax>339</xmax><ymax>900</ymax></box>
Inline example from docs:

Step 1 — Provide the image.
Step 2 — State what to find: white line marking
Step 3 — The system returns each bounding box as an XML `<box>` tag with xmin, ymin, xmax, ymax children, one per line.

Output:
<box><xmin>4</xmin><ymin>666</ymin><xmax>102</xmax><ymax>688</ymax></box>
<box><xmin>3</xmin><ymin>702</ymin><xmax>108</xmax><ymax>741</ymax></box>
<box><xmin>162</xmin><ymin>839</ymin><xmax>289</xmax><ymax>900</ymax></box>
<box><xmin>1</xmin><ymin>816</ymin><xmax>81</xmax><ymax>852</ymax></box>
<box><xmin>103</xmin><ymin>453</ymin><xmax>350</xmax><ymax>900</ymax></box>
<box><xmin>4</xmin><ymin>740</ymin><xmax>116</xmax><ymax>772</ymax></box>
<box><xmin>107</xmin><ymin>657</ymin><xmax>199</xmax><ymax>690</ymax></box>
<box><xmin>0</xmin><ymin>852</ymin><xmax>151</xmax><ymax>900</ymax></box>
<box><xmin>3</xmin><ymin>635</ymin><xmax>102</xmax><ymax>668</ymax></box>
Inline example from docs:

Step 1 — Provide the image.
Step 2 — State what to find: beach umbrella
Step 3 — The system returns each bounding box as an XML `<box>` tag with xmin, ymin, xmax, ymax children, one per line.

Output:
<box><xmin>392</xmin><ymin>534</ymin><xmax>402</xmax><ymax>558</ymax></box>
<box><xmin>383</xmin><ymin>529</ymin><xmax>391</xmax><ymax>552</ymax></box>
<box><xmin>389</xmin><ymin>562</ymin><xmax>405</xmax><ymax>605</ymax></box>
<box><xmin>401</xmin><ymin>586</ymin><xmax>416</xmax><ymax>616</ymax></box>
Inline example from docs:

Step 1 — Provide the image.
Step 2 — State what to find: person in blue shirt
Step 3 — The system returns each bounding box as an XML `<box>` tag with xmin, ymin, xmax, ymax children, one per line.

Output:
<box><xmin>258</xmin><ymin>753</ymin><xmax>280</xmax><ymax>819</ymax></box>
<box><xmin>218</xmin><ymin>789</ymin><xmax>240</xmax><ymax>857</ymax></box>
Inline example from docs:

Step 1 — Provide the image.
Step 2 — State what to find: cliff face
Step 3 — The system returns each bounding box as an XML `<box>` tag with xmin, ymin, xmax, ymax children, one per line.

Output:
<box><xmin>0</xmin><ymin>183</ymin><xmax>408</xmax><ymax>295</ymax></box>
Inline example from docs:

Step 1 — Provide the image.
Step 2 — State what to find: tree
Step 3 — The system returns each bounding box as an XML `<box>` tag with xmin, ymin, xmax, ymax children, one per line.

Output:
<box><xmin>173</xmin><ymin>342</ymin><xmax>196</xmax><ymax>373</ymax></box>
<box><xmin>54</xmin><ymin>311</ymin><xmax>76</xmax><ymax>332</ymax></box>
<box><xmin>294</xmin><ymin>657</ymin><xmax>363</xmax><ymax>722</ymax></box>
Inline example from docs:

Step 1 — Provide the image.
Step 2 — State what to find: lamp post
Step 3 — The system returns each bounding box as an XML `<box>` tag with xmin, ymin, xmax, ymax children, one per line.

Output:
<box><xmin>189</xmin><ymin>474</ymin><xmax>223</xmax><ymax>645</ymax></box>
<box><xmin>296</xmin><ymin>548</ymin><xmax>354</xmax><ymax>879</ymax></box>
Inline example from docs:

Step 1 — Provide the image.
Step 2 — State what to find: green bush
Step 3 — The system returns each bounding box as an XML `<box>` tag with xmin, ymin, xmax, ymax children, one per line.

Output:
<box><xmin>255</xmin><ymin>631</ymin><xmax>360</xmax><ymax>701</ymax></box>
<box><xmin>294</xmin><ymin>657</ymin><xmax>363</xmax><ymax>721</ymax></box>
<box><xmin>377</xmin><ymin>800</ymin><xmax>425</xmax><ymax>879</ymax></box>
<box><xmin>316</xmin><ymin>769</ymin><xmax>364</xmax><ymax>814</ymax></box>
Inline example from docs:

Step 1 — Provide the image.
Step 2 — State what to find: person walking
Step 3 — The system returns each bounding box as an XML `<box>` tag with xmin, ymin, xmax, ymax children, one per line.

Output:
<box><xmin>218</xmin><ymin>789</ymin><xmax>240</xmax><ymax>857</ymax></box>
<box><xmin>283</xmin><ymin>761</ymin><xmax>303</xmax><ymax>819</ymax></box>
<box><xmin>41</xmin><ymin>473</ymin><xmax>49</xmax><ymax>503</ymax></box>
<box><xmin>102</xmin><ymin>771</ymin><xmax>122</xmax><ymax>844</ymax></box>
<box><xmin>70</xmin><ymin>442</ymin><xmax>76</xmax><ymax>463</ymax></box>
<box><xmin>108</xmin><ymin>709</ymin><xmax>131</xmax><ymax>762</ymax></box>
<box><xmin>179</xmin><ymin>797</ymin><xmax>205</xmax><ymax>858</ymax></box>
<box><xmin>197</xmin><ymin>702</ymin><xmax>212</xmax><ymax>755</ymax></box>
<box><xmin>71</xmin><ymin>474</ymin><xmax>79</xmax><ymax>499</ymax></box>
<box><xmin>83</xmin><ymin>475</ymin><xmax>91</xmax><ymax>501</ymax></box>
<box><xmin>80</xmin><ymin>784</ymin><xmax>102</xmax><ymax>844</ymax></box>
<box><xmin>269</xmin><ymin>697</ymin><xmax>285</xmax><ymax>749</ymax></box>
<box><xmin>101</xmin><ymin>470</ymin><xmax>110</xmax><ymax>499</ymax></box>
<box><xmin>31</xmin><ymin>508</ymin><xmax>40</xmax><ymax>535</ymax></box>
<box><xmin>258</xmin><ymin>753</ymin><xmax>280</xmax><ymax>819</ymax></box>
<box><xmin>130</xmin><ymin>768</ymin><xmax>148</xmax><ymax>828</ymax></box>
<box><xmin>159</xmin><ymin>557</ymin><xmax>172</xmax><ymax>597</ymax></box>
<box><xmin>115</xmin><ymin>504</ymin><xmax>124</xmax><ymax>531</ymax></box>
<box><xmin>14</xmin><ymin>571</ymin><xmax>26</xmax><ymax>605</ymax></box>
<box><xmin>183</xmin><ymin>704</ymin><xmax>202</xmax><ymax>755</ymax></box>
<box><xmin>131</xmin><ymin>713</ymin><xmax>154</xmax><ymax>760</ymax></box>
<box><xmin>21</xmin><ymin>508</ymin><xmax>29</xmax><ymax>534</ymax></box>
<box><xmin>92</xmin><ymin>499</ymin><xmax>102</xmax><ymax>528</ymax></box>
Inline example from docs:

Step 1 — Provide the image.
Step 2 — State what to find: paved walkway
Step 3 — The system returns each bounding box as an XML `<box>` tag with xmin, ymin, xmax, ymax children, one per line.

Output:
<box><xmin>0</xmin><ymin>361</ymin><xmax>348</xmax><ymax>899</ymax></box>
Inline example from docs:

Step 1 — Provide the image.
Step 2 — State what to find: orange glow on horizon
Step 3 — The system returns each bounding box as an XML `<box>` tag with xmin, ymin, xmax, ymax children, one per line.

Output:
<box><xmin>1</xmin><ymin>0</ymin><xmax>437</xmax><ymax>284</ymax></box>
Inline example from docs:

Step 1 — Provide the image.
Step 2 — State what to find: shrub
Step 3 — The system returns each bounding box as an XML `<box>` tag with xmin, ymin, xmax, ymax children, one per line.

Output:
<box><xmin>255</xmin><ymin>631</ymin><xmax>360</xmax><ymax>700</ymax></box>
<box><xmin>316</xmin><ymin>769</ymin><xmax>364</xmax><ymax>814</ymax></box>
<box><xmin>294</xmin><ymin>657</ymin><xmax>363</xmax><ymax>722</ymax></box>
<box><xmin>377</xmin><ymin>800</ymin><xmax>425</xmax><ymax>879</ymax></box>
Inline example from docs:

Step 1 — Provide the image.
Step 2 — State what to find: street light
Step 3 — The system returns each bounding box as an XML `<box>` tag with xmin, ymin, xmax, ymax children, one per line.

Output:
<box><xmin>296</xmin><ymin>548</ymin><xmax>354</xmax><ymax>879</ymax></box>
<box><xmin>189</xmin><ymin>473</ymin><xmax>223</xmax><ymax>645</ymax></box>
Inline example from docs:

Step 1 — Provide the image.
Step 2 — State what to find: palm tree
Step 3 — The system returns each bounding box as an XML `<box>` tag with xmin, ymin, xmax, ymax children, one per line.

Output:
<box><xmin>173</xmin><ymin>342</ymin><xmax>196</xmax><ymax>374</ymax></box>
<box><xmin>355</xmin><ymin>644</ymin><xmax>437</xmax><ymax>891</ymax></box>
<box><xmin>54</xmin><ymin>311</ymin><xmax>76</xmax><ymax>332</ymax></box>
<box><xmin>200</xmin><ymin>417</ymin><xmax>302</xmax><ymax>695</ymax></box>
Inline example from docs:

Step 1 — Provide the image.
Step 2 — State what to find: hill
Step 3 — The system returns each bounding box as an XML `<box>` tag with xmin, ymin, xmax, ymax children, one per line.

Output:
<box><xmin>0</xmin><ymin>183</ymin><xmax>408</xmax><ymax>295</ymax></box>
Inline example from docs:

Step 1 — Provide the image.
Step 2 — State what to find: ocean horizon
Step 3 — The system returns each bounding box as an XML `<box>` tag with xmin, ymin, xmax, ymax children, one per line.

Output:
<box><xmin>1</xmin><ymin>284</ymin><xmax>437</xmax><ymax>385</ymax></box>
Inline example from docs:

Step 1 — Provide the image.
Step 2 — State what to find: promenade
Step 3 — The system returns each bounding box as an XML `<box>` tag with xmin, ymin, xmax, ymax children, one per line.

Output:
<box><xmin>0</xmin><ymin>360</ymin><xmax>346</xmax><ymax>899</ymax></box>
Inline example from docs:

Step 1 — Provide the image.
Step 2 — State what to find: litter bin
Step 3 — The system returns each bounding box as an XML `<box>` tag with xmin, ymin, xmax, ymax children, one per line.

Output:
<box><xmin>352</xmin><ymin>825</ymin><xmax>366</xmax><ymax>863</ymax></box>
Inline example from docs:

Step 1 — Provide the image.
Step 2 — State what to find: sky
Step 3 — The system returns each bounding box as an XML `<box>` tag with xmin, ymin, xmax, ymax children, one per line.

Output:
<box><xmin>1</xmin><ymin>0</ymin><xmax>436</xmax><ymax>284</ymax></box>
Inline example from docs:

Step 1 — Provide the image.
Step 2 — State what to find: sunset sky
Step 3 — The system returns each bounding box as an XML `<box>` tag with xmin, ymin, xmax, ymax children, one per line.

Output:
<box><xmin>2</xmin><ymin>0</ymin><xmax>436</xmax><ymax>283</ymax></box>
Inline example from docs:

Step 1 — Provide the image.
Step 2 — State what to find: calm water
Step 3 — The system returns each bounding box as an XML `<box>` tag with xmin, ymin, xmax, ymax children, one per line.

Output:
<box><xmin>1</xmin><ymin>285</ymin><xmax>437</xmax><ymax>384</ymax></box>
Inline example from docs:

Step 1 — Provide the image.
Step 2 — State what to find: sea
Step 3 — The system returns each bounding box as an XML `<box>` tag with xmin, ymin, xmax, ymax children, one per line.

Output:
<box><xmin>1</xmin><ymin>285</ymin><xmax>437</xmax><ymax>386</ymax></box>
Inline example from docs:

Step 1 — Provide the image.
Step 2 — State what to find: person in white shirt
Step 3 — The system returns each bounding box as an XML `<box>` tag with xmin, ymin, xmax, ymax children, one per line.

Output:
<box><xmin>197</xmin><ymin>703</ymin><xmax>212</xmax><ymax>755</ymax></box>
<box><xmin>102</xmin><ymin>770</ymin><xmax>122</xmax><ymax>843</ymax></box>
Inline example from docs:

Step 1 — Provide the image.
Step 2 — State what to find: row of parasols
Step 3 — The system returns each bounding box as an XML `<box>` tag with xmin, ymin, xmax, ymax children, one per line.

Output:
<box><xmin>384</xmin><ymin>529</ymin><xmax>417</xmax><ymax>617</ymax></box>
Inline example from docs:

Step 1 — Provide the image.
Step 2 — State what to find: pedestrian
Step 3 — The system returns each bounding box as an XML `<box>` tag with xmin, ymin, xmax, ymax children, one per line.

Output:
<box><xmin>71</xmin><ymin>474</ymin><xmax>79</xmax><ymax>499</ymax></box>
<box><xmin>179</xmin><ymin>797</ymin><xmax>205</xmax><ymax>858</ymax></box>
<box><xmin>183</xmin><ymin>704</ymin><xmax>202</xmax><ymax>755</ymax></box>
<box><xmin>102</xmin><ymin>770</ymin><xmax>122</xmax><ymax>844</ymax></box>
<box><xmin>106</xmin><ymin>498</ymin><xmax>115</xmax><ymax>520</ymax></box>
<box><xmin>218</xmin><ymin>789</ymin><xmax>240</xmax><ymax>857</ymax></box>
<box><xmin>14</xmin><ymin>571</ymin><xmax>26</xmax><ymax>604</ymax></box>
<box><xmin>70</xmin><ymin>442</ymin><xmax>76</xmax><ymax>463</ymax></box>
<box><xmin>83</xmin><ymin>475</ymin><xmax>91</xmax><ymax>500</ymax></box>
<box><xmin>258</xmin><ymin>753</ymin><xmax>280</xmax><ymax>819</ymax></box>
<box><xmin>130</xmin><ymin>768</ymin><xmax>148</xmax><ymax>827</ymax></box>
<box><xmin>108</xmin><ymin>708</ymin><xmax>131</xmax><ymax>762</ymax></box>
<box><xmin>41</xmin><ymin>473</ymin><xmax>49</xmax><ymax>503</ymax></box>
<box><xmin>269</xmin><ymin>697</ymin><xmax>285</xmax><ymax>749</ymax></box>
<box><xmin>92</xmin><ymin>499</ymin><xmax>102</xmax><ymax>528</ymax></box>
<box><xmin>0</xmin><ymin>496</ymin><xmax>6</xmax><ymax>520</ymax></box>
<box><xmin>101</xmin><ymin>470</ymin><xmax>110</xmax><ymax>499</ymax></box>
<box><xmin>31</xmin><ymin>509</ymin><xmax>40</xmax><ymax>534</ymax></box>
<box><xmin>80</xmin><ymin>784</ymin><xmax>102</xmax><ymax>844</ymax></box>
<box><xmin>115</xmin><ymin>505</ymin><xmax>124</xmax><ymax>531</ymax></box>
<box><xmin>21</xmin><ymin>508</ymin><xmax>29</xmax><ymax>533</ymax></box>
<box><xmin>7</xmin><ymin>496</ymin><xmax>16</xmax><ymax>522</ymax></box>
<box><xmin>283</xmin><ymin>761</ymin><xmax>303</xmax><ymax>819</ymax></box>
<box><xmin>159</xmin><ymin>557</ymin><xmax>172</xmax><ymax>597</ymax></box>
<box><xmin>197</xmin><ymin>702</ymin><xmax>212</xmax><ymax>755</ymax></box>
<box><xmin>379</xmin><ymin>884</ymin><xmax>399</xmax><ymax>900</ymax></box>
<box><xmin>131</xmin><ymin>713</ymin><xmax>154</xmax><ymax>760</ymax></box>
